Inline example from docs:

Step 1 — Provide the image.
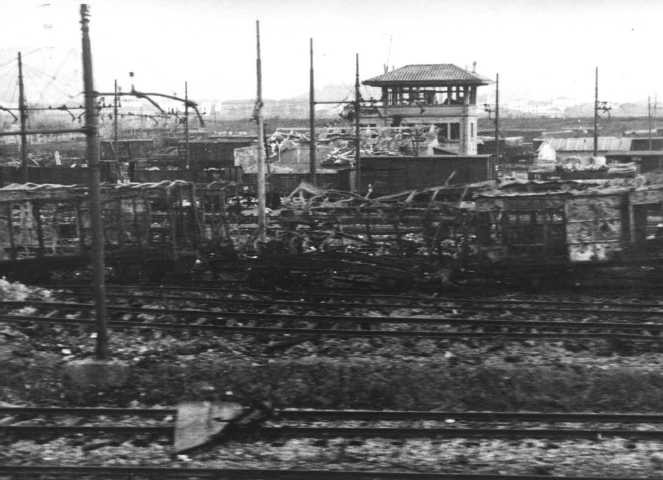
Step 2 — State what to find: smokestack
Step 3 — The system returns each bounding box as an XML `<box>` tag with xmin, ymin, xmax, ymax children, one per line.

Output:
<box><xmin>472</xmin><ymin>61</ymin><xmax>477</xmax><ymax>73</ymax></box>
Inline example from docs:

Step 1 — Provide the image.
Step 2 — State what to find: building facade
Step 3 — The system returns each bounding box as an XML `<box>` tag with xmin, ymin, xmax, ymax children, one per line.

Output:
<box><xmin>361</xmin><ymin>64</ymin><xmax>490</xmax><ymax>155</ymax></box>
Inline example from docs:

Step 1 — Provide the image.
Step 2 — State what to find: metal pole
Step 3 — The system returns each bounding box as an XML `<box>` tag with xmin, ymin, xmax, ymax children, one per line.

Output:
<box><xmin>494</xmin><ymin>73</ymin><xmax>499</xmax><ymax>166</ymax></box>
<box><xmin>655</xmin><ymin>96</ymin><xmax>659</xmax><ymax>137</ymax></box>
<box><xmin>309</xmin><ymin>38</ymin><xmax>316</xmax><ymax>185</ymax></box>
<box><xmin>255</xmin><ymin>20</ymin><xmax>266</xmax><ymax>243</ymax></box>
<box><xmin>113</xmin><ymin>79</ymin><xmax>118</xmax><ymax>162</ymax></box>
<box><xmin>80</xmin><ymin>3</ymin><xmax>108</xmax><ymax>360</ymax></box>
<box><xmin>354</xmin><ymin>53</ymin><xmax>361</xmax><ymax>193</ymax></box>
<box><xmin>593</xmin><ymin>66</ymin><xmax>598</xmax><ymax>157</ymax></box>
<box><xmin>649</xmin><ymin>95</ymin><xmax>653</xmax><ymax>151</ymax></box>
<box><xmin>17</xmin><ymin>52</ymin><xmax>28</xmax><ymax>183</ymax></box>
<box><xmin>184</xmin><ymin>81</ymin><xmax>190</xmax><ymax>171</ymax></box>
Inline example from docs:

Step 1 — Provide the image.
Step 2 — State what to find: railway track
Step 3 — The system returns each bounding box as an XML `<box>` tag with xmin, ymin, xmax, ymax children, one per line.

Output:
<box><xmin>4</xmin><ymin>407</ymin><xmax>663</xmax><ymax>440</ymax></box>
<box><xmin>4</xmin><ymin>294</ymin><xmax>663</xmax><ymax>342</ymax></box>
<box><xmin>3</xmin><ymin>284</ymin><xmax>663</xmax><ymax>348</ymax></box>
<box><xmin>2</xmin><ymin>308</ymin><xmax>663</xmax><ymax>342</ymax></box>
<box><xmin>0</xmin><ymin>465</ymin><xmax>653</xmax><ymax>480</ymax></box>
<box><xmin>44</xmin><ymin>283</ymin><xmax>663</xmax><ymax>315</ymax></box>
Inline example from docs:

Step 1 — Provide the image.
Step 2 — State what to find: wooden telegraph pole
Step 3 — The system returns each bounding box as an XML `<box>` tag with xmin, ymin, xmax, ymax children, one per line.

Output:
<box><xmin>113</xmin><ymin>79</ymin><xmax>119</xmax><ymax>162</ymax></box>
<box><xmin>255</xmin><ymin>20</ymin><xmax>266</xmax><ymax>243</ymax></box>
<box><xmin>80</xmin><ymin>3</ymin><xmax>109</xmax><ymax>360</ymax></box>
<box><xmin>593</xmin><ymin>67</ymin><xmax>598</xmax><ymax>157</ymax></box>
<box><xmin>648</xmin><ymin>95</ymin><xmax>653</xmax><ymax>151</ymax></box>
<box><xmin>494</xmin><ymin>73</ymin><xmax>499</xmax><ymax>167</ymax></box>
<box><xmin>354</xmin><ymin>53</ymin><xmax>361</xmax><ymax>193</ymax></box>
<box><xmin>17</xmin><ymin>52</ymin><xmax>28</xmax><ymax>183</ymax></box>
<box><xmin>184</xmin><ymin>81</ymin><xmax>190</xmax><ymax>172</ymax></box>
<box><xmin>309</xmin><ymin>38</ymin><xmax>316</xmax><ymax>185</ymax></box>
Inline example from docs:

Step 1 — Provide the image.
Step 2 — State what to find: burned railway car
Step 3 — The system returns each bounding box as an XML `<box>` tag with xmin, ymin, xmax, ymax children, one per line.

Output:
<box><xmin>271</xmin><ymin>177</ymin><xmax>663</xmax><ymax>287</ymax></box>
<box><xmin>0</xmin><ymin>181</ymin><xmax>235</xmax><ymax>281</ymax></box>
<box><xmin>238</xmin><ymin>182</ymin><xmax>486</xmax><ymax>290</ymax></box>
<box><xmin>469</xmin><ymin>179</ymin><xmax>663</xmax><ymax>286</ymax></box>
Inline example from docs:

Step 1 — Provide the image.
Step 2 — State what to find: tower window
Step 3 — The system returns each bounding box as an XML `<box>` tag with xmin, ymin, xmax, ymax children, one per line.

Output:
<box><xmin>450</xmin><ymin>123</ymin><xmax>460</xmax><ymax>140</ymax></box>
<box><xmin>436</xmin><ymin>123</ymin><xmax>448</xmax><ymax>141</ymax></box>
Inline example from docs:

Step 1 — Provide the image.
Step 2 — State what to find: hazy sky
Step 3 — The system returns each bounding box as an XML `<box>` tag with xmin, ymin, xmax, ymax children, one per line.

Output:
<box><xmin>0</xmin><ymin>0</ymin><xmax>661</xmax><ymax>106</ymax></box>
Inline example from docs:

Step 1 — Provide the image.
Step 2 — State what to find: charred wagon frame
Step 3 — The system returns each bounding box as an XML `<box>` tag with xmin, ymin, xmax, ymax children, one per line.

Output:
<box><xmin>467</xmin><ymin>180</ymin><xmax>663</xmax><ymax>286</ymax></box>
<box><xmin>0</xmin><ymin>180</ymin><xmax>236</xmax><ymax>280</ymax></box>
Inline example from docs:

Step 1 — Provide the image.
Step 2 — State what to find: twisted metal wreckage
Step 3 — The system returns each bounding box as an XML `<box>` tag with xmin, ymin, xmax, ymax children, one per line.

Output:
<box><xmin>257</xmin><ymin>173</ymin><xmax>663</xmax><ymax>288</ymax></box>
<box><xmin>4</xmin><ymin>174</ymin><xmax>663</xmax><ymax>287</ymax></box>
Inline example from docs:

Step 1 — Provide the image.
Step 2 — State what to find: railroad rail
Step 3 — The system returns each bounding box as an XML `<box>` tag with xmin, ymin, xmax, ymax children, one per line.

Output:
<box><xmin>7</xmin><ymin>300</ymin><xmax>663</xmax><ymax>328</ymax></box>
<box><xmin>45</xmin><ymin>283</ymin><xmax>663</xmax><ymax>313</ymax></box>
<box><xmin>6</xmin><ymin>406</ymin><xmax>663</xmax><ymax>422</ymax></box>
<box><xmin>68</xmin><ymin>291</ymin><xmax>663</xmax><ymax>313</ymax></box>
<box><xmin>4</xmin><ymin>407</ymin><xmax>663</xmax><ymax>440</ymax></box>
<box><xmin>2</xmin><ymin>312</ymin><xmax>663</xmax><ymax>342</ymax></box>
<box><xmin>4</xmin><ymin>294</ymin><xmax>663</xmax><ymax>342</ymax></box>
<box><xmin>0</xmin><ymin>465</ymin><xmax>653</xmax><ymax>480</ymax></box>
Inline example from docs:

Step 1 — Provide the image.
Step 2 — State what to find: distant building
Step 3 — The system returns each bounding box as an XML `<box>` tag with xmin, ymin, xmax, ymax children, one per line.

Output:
<box><xmin>534</xmin><ymin>137</ymin><xmax>633</xmax><ymax>160</ymax></box>
<box><xmin>361</xmin><ymin>64</ymin><xmax>490</xmax><ymax>155</ymax></box>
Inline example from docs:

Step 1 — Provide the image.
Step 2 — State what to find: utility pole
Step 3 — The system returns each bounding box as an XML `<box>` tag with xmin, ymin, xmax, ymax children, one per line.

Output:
<box><xmin>309</xmin><ymin>38</ymin><xmax>316</xmax><ymax>185</ymax></box>
<box><xmin>648</xmin><ymin>95</ymin><xmax>653</xmax><ymax>151</ymax></box>
<box><xmin>655</xmin><ymin>96</ymin><xmax>658</xmax><ymax>138</ymax></box>
<box><xmin>184</xmin><ymin>81</ymin><xmax>190</xmax><ymax>173</ymax></box>
<box><xmin>593</xmin><ymin>66</ymin><xmax>598</xmax><ymax>157</ymax></box>
<box><xmin>113</xmin><ymin>79</ymin><xmax>119</xmax><ymax>162</ymax></box>
<box><xmin>17</xmin><ymin>52</ymin><xmax>28</xmax><ymax>183</ymax></box>
<box><xmin>354</xmin><ymin>53</ymin><xmax>361</xmax><ymax>193</ymax></box>
<box><xmin>494</xmin><ymin>73</ymin><xmax>499</xmax><ymax>167</ymax></box>
<box><xmin>80</xmin><ymin>3</ymin><xmax>108</xmax><ymax>360</ymax></box>
<box><xmin>255</xmin><ymin>20</ymin><xmax>266</xmax><ymax>243</ymax></box>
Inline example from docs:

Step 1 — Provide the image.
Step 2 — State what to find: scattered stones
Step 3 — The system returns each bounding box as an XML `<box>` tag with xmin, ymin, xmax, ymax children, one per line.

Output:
<box><xmin>62</xmin><ymin>358</ymin><xmax>130</xmax><ymax>391</ymax></box>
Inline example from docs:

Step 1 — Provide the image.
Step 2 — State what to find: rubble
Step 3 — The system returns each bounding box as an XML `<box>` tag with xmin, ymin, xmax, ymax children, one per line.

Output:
<box><xmin>62</xmin><ymin>358</ymin><xmax>130</xmax><ymax>391</ymax></box>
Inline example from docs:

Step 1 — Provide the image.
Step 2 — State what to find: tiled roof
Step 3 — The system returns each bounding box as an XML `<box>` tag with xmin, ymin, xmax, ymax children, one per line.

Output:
<box><xmin>539</xmin><ymin>137</ymin><xmax>632</xmax><ymax>152</ymax></box>
<box><xmin>363</xmin><ymin>64</ymin><xmax>490</xmax><ymax>87</ymax></box>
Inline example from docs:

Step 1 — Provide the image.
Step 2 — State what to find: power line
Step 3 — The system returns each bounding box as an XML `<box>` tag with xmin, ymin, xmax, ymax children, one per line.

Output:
<box><xmin>22</xmin><ymin>64</ymin><xmax>78</xmax><ymax>100</ymax></box>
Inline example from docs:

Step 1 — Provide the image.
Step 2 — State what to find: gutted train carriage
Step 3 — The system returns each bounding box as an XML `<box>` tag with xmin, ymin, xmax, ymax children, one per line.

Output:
<box><xmin>196</xmin><ymin>181</ymin><xmax>241</xmax><ymax>252</ymax></box>
<box><xmin>0</xmin><ymin>184</ymin><xmax>90</xmax><ymax>264</ymax></box>
<box><xmin>474</xmin><ymin>190</ymin><xmax>569</xmax><ymax>263</ymax></box>
<box><xmin>106</xmin><ymin>181</ymin><xmax>201</xmax><ymax>275</ymax></box>
<box><xmin>627</xmin><ymin>183</ymin><xmax>663</xmax><ymax>255</ymax></box>
<box><xmin>0</xmin><ymin>181</ymin><xmax>205</xmax><ymax>280</ymax></box>
<box><xmin>472</xmin><ymin>180</ymin><xmax>663</xmax><ymax>267</ymax></box>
